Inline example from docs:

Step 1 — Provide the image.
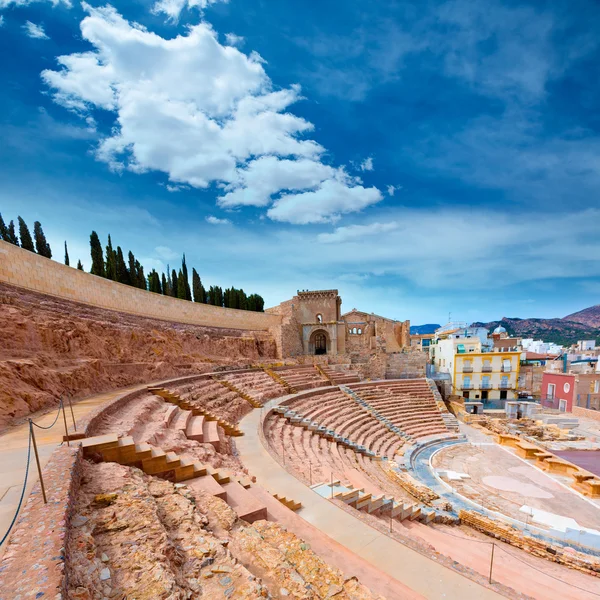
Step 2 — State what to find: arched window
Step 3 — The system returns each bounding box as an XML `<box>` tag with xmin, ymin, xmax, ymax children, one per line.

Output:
<box><xmin>353</xmin><ymin>327</ymin><xmax>357</xmax><ymax>334</ymax></box>
<box><xmin>316</xmin><ymin>314</ymin><xmax>323</xmax><ymax>323</ymax></box>
<box><xmin>358</xmin><ymin>328</ymin><xmax>362</xmax><ymax>334</ymax></box>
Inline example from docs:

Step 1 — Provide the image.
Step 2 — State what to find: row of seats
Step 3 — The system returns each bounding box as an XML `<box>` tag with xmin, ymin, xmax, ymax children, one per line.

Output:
<box><xmin>274</xmin><ymin>365</ymin><xmax>331</xmax><ymax>391</ymax></box>
<box><xmin>348</xmin><ymin>381</ymin><xmax>448</xmax><ymax>439</ymax></box>
<box><xmin>319</xmin><ymin>365</ymin><xmax>361</xmax><ymax>385</ymax></box>
<box><xmin>283</xmin><ymin>389</ymin><xmax>407</xmax><ymax>460</ymax></box>
<box><xmin>167</xmin><ymin>378</ymin><xmax>251</xmax><ymax>424</ymax></box>
<box><xmin>218</xmin><ymin>370</ymin><xmax>288</xmax><ymax>405</ymax></box>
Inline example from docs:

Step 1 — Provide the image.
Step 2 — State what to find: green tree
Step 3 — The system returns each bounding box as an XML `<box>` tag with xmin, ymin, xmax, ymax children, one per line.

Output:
<box><xmin>90</xmin><ymin>231</ymin><xmax>105</xmax><ymax>277</ymax></box>
<box><xmin>208</xmin><ymin>285</ymin><xmax>223</xmax><ymax>307</ymax></box>
<box><xmin>171</xmin><ymin>268</ymin><xmax>178</xmax><ymax>297</ymax></box>
<box><xmin>128</xmin><ymin>251</ymin><xmax>136</xmax><ymax>286</ymax></box>
<box><xmin>6</xmin><ymin>221</ymin><xmax>19</xmax><ymax>245</ymax></box>
<box><xmin>33</xmin><ymin>221</ymin><xmax>52</xmax><ymax>258</ymax></box>
<box><xmin>64</xmin><ymin>241</ymin><xmax>70</xmax><ymax>266</ymax></box>
<box><xmin>181</xmin><ymin>254</ymin><xmax>192</xmax><ymax>300</ymax></box>
<box><xmin>177</xmin><ymin>269</ymin><xmax>187</xmax><ymax>299</ymax></box>
<box><xmin>135</xmin><ymin>260</ymin><xmax>146</xmax><ymax>289</ymax></box>
<box><xmin>18</xmin><ymin>217</ymin><xmax>35</xmax><ymax>251</ymax></box>
<box><xmin>148</xmin><ymin>269</ymin><xmax>162</xmax><ymax>293</ymax></box>
<box><xmin>0</xmin><ymin>213</ymin><xmax>8</xmax><ymax>241</ymax></box>
<box><xmin>105</xmin><ymin>235</ymin><xmax>117</xmax><ymax>281</ymax></box>
<box><xmin>116</xmin><ymin>247</ymin><xmax>129</xmax><ymax>285</ymax></box>
<box><xmin>192</xmin><ymin>268</ymin><xmax>206</xmax><ymax>303</ymax></box>
<box><xmin>77</xmin><ymin>259</ymin><xmax>84</xmax><ymax>271</ymax></box>
<box><xmin>161</xmin><ymin>273</ymin><xmax>168</xmax><ymax>296</ymax></box>
<box><xmin>247</xmin><ymin>294</ymin><xmax>264</xmax><ymax>312</ymax></box>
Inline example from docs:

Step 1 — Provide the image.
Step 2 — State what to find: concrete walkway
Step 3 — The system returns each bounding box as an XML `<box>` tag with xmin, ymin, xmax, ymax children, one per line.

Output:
<box><xmin>0</xmin><ymin>383</ymin><xmax>147</xmax><ymax>553</ymax></box>
<box><xmin>237</xmin><ymin>402</ymin><xmax>504</xmax><ymax>600</ymax></box>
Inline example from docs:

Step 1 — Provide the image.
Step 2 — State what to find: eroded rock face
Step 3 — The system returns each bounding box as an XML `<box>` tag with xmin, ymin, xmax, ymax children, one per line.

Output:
<box><xmin>0</xmin><ymin>283</ymin><xmax>277</xmax><ymax>427</ymax></box>
<box><xmin>67</xmin><ymin>462</ymin><xmax>383</xmax><ymax>600</ymax></box>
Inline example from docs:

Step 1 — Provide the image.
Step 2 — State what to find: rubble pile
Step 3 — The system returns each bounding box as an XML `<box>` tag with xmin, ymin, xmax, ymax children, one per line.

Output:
<box><xmin>66</xmin><ymin>461</ymin><xmax>383</xmax><ymax>599</ymax></box>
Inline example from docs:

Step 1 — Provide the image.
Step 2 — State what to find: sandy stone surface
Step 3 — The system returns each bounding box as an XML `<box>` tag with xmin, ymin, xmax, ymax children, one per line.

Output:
<box><xmin>66</xmin><ymin>461</ymin><xmax>383</xmax><ymax>599</ymax></box>
<box><xmin>0</xmin><ymin>282</ymin><xmax>276</xmax><ymax>428</ymax></box>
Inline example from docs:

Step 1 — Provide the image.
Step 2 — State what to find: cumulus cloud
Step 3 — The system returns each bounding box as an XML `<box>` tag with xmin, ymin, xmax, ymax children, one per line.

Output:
<box><xmin>318</xmin><ymin>221</ymin><xmax>399</xmax><ymax>243</ymax></box>
<box><xmin>206</xmin><ymin>215</ymin><xmax>231</xmax><ymax>225</ymax></box>
<box><xmin>359</xmin><ymin>157</ymin><xmax>374</xmax><ymax>171</ymax></box>
<box><xmin>152</xmin><ymin>0</ymin><xmax>227</xmax><ymax>21</ymax></box>
<box><xmin>387</xmin><ymin>185</ymin><xmax>400</xmax><ymax>196</ymax></box>
<box><xmin>225</xmin><ymin>32</ymin><xmax>244</xmax><ymax>47</ymax></box>
<box><xmin>42</xmin><ymin>5</ymin><xmax>379</xmax><ymax>224</ymax></box>
<box><xmin>267</xmin><ymin>177</ymin><xmax>382</xmax><ymax>224</ymax></box>
<box><xmin>23</xmin><ymin>20</ymin><xmax>49</xmax><ymax>39</ymax></box>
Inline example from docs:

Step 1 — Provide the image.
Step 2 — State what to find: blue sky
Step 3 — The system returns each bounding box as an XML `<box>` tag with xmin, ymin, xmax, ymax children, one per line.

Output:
<box><xmin>1</xmin><ymin>0</ymin><xmax>600</xmax><ymax>324</ymax></box>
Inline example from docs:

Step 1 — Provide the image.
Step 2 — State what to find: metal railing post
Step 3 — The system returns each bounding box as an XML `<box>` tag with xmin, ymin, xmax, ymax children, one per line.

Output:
<box><xmin>29</xmin><ymin>421</ymin><xmax>47</xmax><ymax>504</ymax></box>
<box><xmin>489</xmin><ymin>542</ymin><xmax>495</xmax><ymax>584</ymax></box>
<box><xmin>61</xmin><ymin>399</ymin><xmax>70</xmax><ymax>446</ymax></box>
<box><xmin>67</xmin><ymin>396</ymin><xmax>76</xmax><ymax>431</ymax></box>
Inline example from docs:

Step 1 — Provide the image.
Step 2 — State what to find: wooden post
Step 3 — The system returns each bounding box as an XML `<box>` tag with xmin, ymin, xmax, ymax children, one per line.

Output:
<box><xmin>331</xmin><ymin>472</ymin><xmax>334</xmax><ymax>499</ymax></box>
<box><xmin>489</xmin><ymin>542</ymin><xmax>495</xmax><ymax>584</ymax></box>
<box><xmin>30</xmin><ymin>421</ymin><xmax>47</xmax><ymax>504</ymax></box>
<box><xmin>66</xmin><ymin>396</ymin><xmax>76</xmax><ymax>431</ymax></box>
<box><xmin>61</xmin><ymin>399</ymin><xmax>70</xmax><ymax>447</ymax></box>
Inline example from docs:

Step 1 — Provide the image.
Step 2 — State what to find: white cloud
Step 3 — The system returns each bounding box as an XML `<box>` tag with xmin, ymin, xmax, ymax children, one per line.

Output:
<box><xmin>23</xmin><ymin>21</ymin><xmax>49</xmax><ymax>39</ymax></box>
<box><xmin>165</xmin><ymin>183</ymin><xmax>187</xmax><ymax>192</ymax></box>
<box><xmin>206</xmin><ymin>215</ymin><xmax>231</xmax><ymax>225</ymax></box>
<box><xmin>318</xmin><ymin>221</ymin><xmax>399</xmax><ymax>243</ymax></box>
<box><xmin>43</xmin><ymin>4</ymin><xmax>380</xmax><ymax>225</ymax></box>
<box><xmin>0</xmin><ymin>15</ymin><xmax>4</xmax><ymax>26</ymax></box>
<box><xmin>387</xmin><ymin>185</ymin><xmax>400</xmax><ymax>196</ymax></box>
<box><xmin>152</xmin><ymin>0</ymin><xmax>228</xmax><ymax>22</ymax></box>
<box><xmin>267</xmin><ymin>178</ymin><xmax>383</xmax><ymax>224</ymax></box>
<box><xmin>225</xmin><ymin>32</ymin><xmax>244</xmax><ymax>47</ymax></box>
<box><xmin>1</xmin><ymin>0</ymin><xmax>70</xmax><ymax>8</ymax></box>
<box><xmin>360</xmin><ymin>157</ymin><xmax>374</xmax><ymax>171</ymax></box>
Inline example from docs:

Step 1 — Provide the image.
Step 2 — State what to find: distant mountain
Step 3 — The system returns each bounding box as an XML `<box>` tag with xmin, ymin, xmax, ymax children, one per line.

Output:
<box><xmin>472</xmin><ymin>309</ymin><xmax>600</xmax><ymax>346</ymax></box>
<box><xmin>564</xmin><ymin>305</ymin><xmax>600</xmax><ymax>328</ymax></box>
<box><xmin>410</xmin><ymin>324</ymin><xmax>441</xmax><ymax>335</ymax></box>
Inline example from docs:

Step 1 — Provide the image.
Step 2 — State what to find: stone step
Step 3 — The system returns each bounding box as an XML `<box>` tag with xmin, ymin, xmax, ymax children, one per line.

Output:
<box><xmin>186</xmin><ymin>415</ymin><xmax>205</xmax><ymax>442</ymax></box>
<box><xmin>186</xmin><ymin>473</ymin><xmax>227</xmax><ymax>501</ymax></box>
<box><xmin>203</xmin><ymin>420</ymin><xmax>221</xmax><ymax>452</ymax></box>
<box><xmin>221</xmin><ymin>480</ymin><xmax>267</xmax><ymax>523</ymax></box>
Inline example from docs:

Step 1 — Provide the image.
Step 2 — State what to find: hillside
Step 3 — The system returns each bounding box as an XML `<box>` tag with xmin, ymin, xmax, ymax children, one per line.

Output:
<box><xmin>472</xmin><ymin>315</ymin><xmax>600</xmax><ymax>346</ymax></box>
<box><xmin>564</xmin><ymin>305</ymin><xmax>600</xmax><ymax>328</ymax></box>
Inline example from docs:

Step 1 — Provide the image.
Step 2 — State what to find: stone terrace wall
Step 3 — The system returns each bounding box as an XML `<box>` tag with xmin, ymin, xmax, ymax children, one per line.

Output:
<box><xmin>0</xmin><ymin>240</ymin><xmax>281</xmax><ymax>332</ymax></box>
<box><xmin>573</xmin><ymin>406</ymin><xmax>600</xmax><ymax>422</ymax></box>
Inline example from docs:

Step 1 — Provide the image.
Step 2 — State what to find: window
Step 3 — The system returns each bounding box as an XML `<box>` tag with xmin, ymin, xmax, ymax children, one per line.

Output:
<box><xmin>594</xmin><ymin>381</ymin><xmax>599</xmax><ymax>394</ymax></box>
<box><xmin>463</xmin><ymin>376</ymin><xmax>471</xmax><ymax>389</ymax></box>
<box><xmin>563</xmin><ymin>382</ymin><xmax>571</xmax><ymax>393</ymax></box>
<box><xmin>358</xmin><ymin>328</ymin><xmax>362</xmax><ymax>334</ymax></box>
<box><xmin>316</xmin><ymin>314</ymin><xmax>323</xmax><ymax>323</ymax></box>
<box><xmin>547</xmin><ymin>383</ymin><xmax>555</xmax><ymax>399</ymax></box>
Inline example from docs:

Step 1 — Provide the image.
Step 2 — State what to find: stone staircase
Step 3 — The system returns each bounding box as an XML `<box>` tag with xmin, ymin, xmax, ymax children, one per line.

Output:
<box><xmin>273</xmin><ymin>405</ymin><xmax>380</xmax><ymax>460</ymax></box>
<box><xmin>317</xmin><ymin>364</ymin><xmax>360</xmax><ymax>385</ymax></box>
<box><xmin>312</xmin><ymin>480</ymin><xmax>428</xmax><ymax>524</ymax></box>
<box><xmin>149</xmin><ymin>387</ymin><xmax>244</xmax><ymax>437</ymax></box>
<box><xmin>212</xmin><ymin>377</ymin><xmax>263</xmax><ymax>408</ymax></box>
<box><xmin>341</xmin><ymin>386</ymin><xmax>416</xmax><ymax>445</ymax></box>
<box><xmin>80</xmin><ymin>434</ymin><xmax>268</xmax><ymax>523</ymax></box>
<box><xmin>264</xmin><ymin>368</ymin><xmax>297</xmax><ymax>394</ymax></box>
<box><xmin>273</xmin><ymin>493</ymin><xmax>302</xmax><ymax>511</ymax></box>
<box><xmin>440</xmin><ymin>411</ymin><xmax>460</xmax><ymax>432</ymax></box>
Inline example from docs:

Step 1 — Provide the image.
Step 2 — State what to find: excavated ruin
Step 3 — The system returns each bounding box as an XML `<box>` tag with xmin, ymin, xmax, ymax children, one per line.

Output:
<box><xmin>0</xmin><ymin>283</ymin><xmax>277</xmax><ymax>428</ymax></box>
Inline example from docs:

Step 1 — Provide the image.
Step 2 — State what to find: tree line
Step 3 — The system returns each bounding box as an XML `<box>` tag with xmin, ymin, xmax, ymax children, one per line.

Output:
<box><xmin>0</xmin><ymin>213</ymin><xmax>264</xmax><ymax>312</ymax></box>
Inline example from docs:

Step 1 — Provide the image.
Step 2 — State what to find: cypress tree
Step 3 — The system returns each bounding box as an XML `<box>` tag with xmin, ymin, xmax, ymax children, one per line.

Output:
<box><xmin>247</xmin><ymin>294</ymin><xmax>256</xmax><ymax>312</ymax></box>
<box><xmin>0</xmin><ymin>213</ymin><xmax>8</xmax><ymax>241</ymax></box>
<box><xmin>128</xmin><ymin>251</ymin><xmax>136</xmax><ymax>286</ymax></box>
<box><xmin>223</xmin><ymin>287</ymin><xmax>231</xmax><ymax>308</ymax></box>
<box><xmin>18</xmin><ymin>217</ymin><xmax>35</xmax><ymax>251</ymax></box>
<box><xmin>33</xmin><ymin>221</ymin><xmax>52</xmax><ymax>258</ymax></box>
<box><xmin>161</xmin><ymin>273</ymin><xmax>168</xmax><ymax>296</ymax></box>
<box><xmin>192</xmin><ymin>268</ymin><xmax>202</xmax><ymax>303</ymax></box>
<box><xmin>6</xmin><ymin>221</ymin><xmax>19</xmax><ymax>245</ymax></box>
<box><xmin>105</xmin><ymin>235</ymin><xmax>117</xmax><ymax>281</ymax></box>
<box><xmin>148</xmin><ymin>269</ymin><xmax>161</xmax><ymax>293</ymax></box>
<box><xmin>171</xmin><ymin>269</ymin><xmax>178</xmax><ymax>297</ymax></box>
<box><xmin>77</xmin><ymin>259</ymin><xmax>84</xmax><ymax>271</ymax></box>
<box><xmin>116</xmin><ymin>247</ymin><xmax>129</xmax><ymax>285</ymax></box>
<box><xmin>135</xmin><ymin>260</ymin><xmax>146</xmax><ymax>289</ymax></box>
<box><xmin>64</xmin><ymin>241</ymin><xmax>70</xmax><ymax>266</ymax></box>
<box><xmin>90</xmin><ymin>231</ymin><xmax>105</xmax><ymax>277</ymax></box>
<box><xmin>238</xmin><ymin>288</ymin><xmax>247</xmax><ymax>310</ymax></box>
<box><xmin>247</xmin><ymin>294</ymin><xmax>264</xmax><ymax>312</ymax></box>
<box><xmin>181</xmin><ymin>254</ymin><xmax>192</xmax><ymax>300</ymax></box>
<box><xmin>177</xmin><ymin>269</ymin><xmax>187</xmax><ymax>299</ymax></box>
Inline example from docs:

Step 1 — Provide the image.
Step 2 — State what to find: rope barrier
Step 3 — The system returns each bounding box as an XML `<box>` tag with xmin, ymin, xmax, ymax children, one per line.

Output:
<box><xmin>30</xmin><ymin>398</ymin><xmax>64</xmax><ymax>430</ymax></box>
<box><xmin>0</xmin><ymin>426</ymin><xmax>32</xmax><ymax>547</ymax></box>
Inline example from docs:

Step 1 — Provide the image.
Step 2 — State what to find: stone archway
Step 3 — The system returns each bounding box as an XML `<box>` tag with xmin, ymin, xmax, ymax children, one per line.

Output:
<box><xmin>309</xmin><ymin>329</ymin><xmax>329</xmax><ymax>355</ymax></box>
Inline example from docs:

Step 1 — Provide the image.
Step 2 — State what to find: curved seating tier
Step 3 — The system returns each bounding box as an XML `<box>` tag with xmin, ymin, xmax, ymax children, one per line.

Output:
<box><xmin>217</xmin><ymin>370</ymin><xmax>288</xmax><ymax>406</ymax></box>
<box><xmin>347</xmin><ymin>380</ymin><xmax>448</xmax><ymax>440</ymax></box>
<box><xmin>273</xmin><ymin>365</ymin><xmax>331</xmax><ymax>391</ymax></box>
<box><xmin>318</xmin><ymin>364</ymin><xmax>361</xmax><ymax>385</ymax></box>
<box><xmin>282</xmin><ymin>389</ymin><xmax>407</xmax><ymax>460</ymax></box>
<box><xmin>163</xmin><ymin>378</ymin><xmax>252</xmax><ymax>424</ymax></box>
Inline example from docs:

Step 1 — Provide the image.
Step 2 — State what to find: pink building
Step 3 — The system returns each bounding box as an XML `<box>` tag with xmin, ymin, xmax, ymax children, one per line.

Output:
<box><xmin>541</xmin><ymin>372</ymin><xmax>600</xmax><ymax>412</ymax></box>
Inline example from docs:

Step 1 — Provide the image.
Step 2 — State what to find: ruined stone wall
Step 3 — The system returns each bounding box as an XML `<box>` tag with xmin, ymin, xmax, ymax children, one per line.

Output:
<box><xmin>385</xmin><ymin>350</ymin><xmax>428</xmax><ymax>379</ymax></box>
<box><xmin>267</xmin><ymin>298</ymin><xmax>304</xmax><ymax>358</ymax></box>
<box><xmin>518</xmin><ymin>364</ymin><xmax>545</xmax><ymax>395</ymax></box>
<box><xmin>0</xmin><ymin>241</ymin><xmax>281</xmax><ymax>332</ymax></box>
<box><xmin>572</xmin><ymin>406</ymin><xmax>600</xmax><ymax>422</ymax></box>
<box><xmin>295</xmin><ymin>291</ymin><xmax>340</xmax><ymax>323</ymax></box>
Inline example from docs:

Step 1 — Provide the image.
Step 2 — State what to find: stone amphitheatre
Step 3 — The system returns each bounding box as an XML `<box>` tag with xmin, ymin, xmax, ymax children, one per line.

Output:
<box><xmin>1</xmin><ymin>239</ymin><xmax>600</xmax><ymax>600</ymax></box>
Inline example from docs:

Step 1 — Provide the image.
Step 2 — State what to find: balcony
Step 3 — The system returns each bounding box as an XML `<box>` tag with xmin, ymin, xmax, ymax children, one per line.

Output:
<box><xmin>499</xmin><ymin>382</ymin><xmax>513</xmax><ymax>389</ymax></box>
<box><xmin>481</xmin><ymin>382</ymin><xmax>492</xmax><ymax>390</ymax></box>
<box><xmin>462</xmin><ymin>367</ymin><xmax>474</xmax><ymax>373</ymax></box>
<box><xmin>482</xmin><ymin>366</ymin><xmax>492</xmax><ymax>373</ymax></box>
<box><xmin>458</xmin><ymin>384</ymin><xmax>472</xmax><ymax>390</ymax></box>
<box><xmin>501</xmin><ymin>366</ymin><xmax>512</xmax><ymax>373</ymax></box>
